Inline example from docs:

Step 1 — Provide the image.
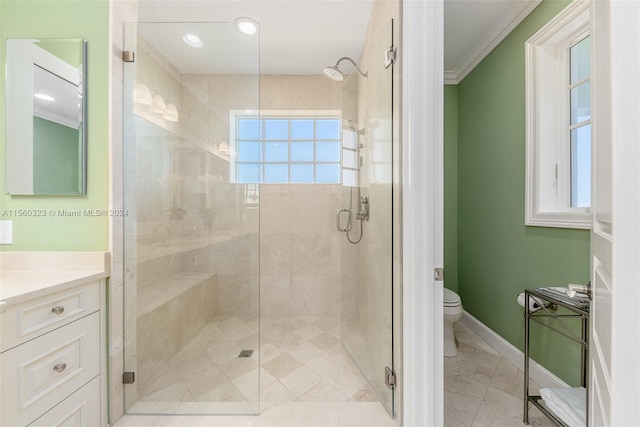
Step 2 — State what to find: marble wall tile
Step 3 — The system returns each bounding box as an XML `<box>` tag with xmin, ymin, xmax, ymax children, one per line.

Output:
<box><xmin>289</xmin><ymin>75</ymin><xmax>337</xmax><ymax>110</ymax></box>
<box><xmin>181</xmin><ymin>75</ymin><xmax>208</xmax><ymax>111</ymax></box>
<box><xmin>259</xmin><ymin>191</ymin><xmax>291</xmax><ymax>235</ymax></box>
<box><xmin>260</xmin><ymin>235</ymin><xmax>291</xmax><ymax>274</ymax></box>
<box><xmin>216</xmin><ymin>275</ymin><xmax>252</xmax><ymax>319</ymax></box>
<box><xmin>259</xmin><ymin>76</ymin><xmax>292</xmax><ymax>110</ymax></box>
<box><xmin>259</xmin><ymin>183</ymin><xmax>341</xmax><ymax>317</ymax></box>
<box><xmin>290</xmin><ymin>192</ymin><xmax>335</xmax><ymax>236</ymax></box>
<box><xmin>290</xmin><ymin>234</ymin><xmax>335</xmax><ymax>275</ymax></box>
<box><xmin>291</xmin><ymin>275</ymin><xmax>340</xmax><ymax>316</ymax></box>
<box><xmin>208</xmin><ymin>74</ymin><xmax>259</xmax><ymax>113</ymax></box>
<box><xmin>261</xmin><ymin>274</ymin><xmax>292</xmax><ymax>316</ymax></box>
<box><xmin>181</xmin><ymin>111</ymin><xmax>209</xmax><ymax>141</ymax></box>
<box><xmin>137</xmin><ymin>277</ymin><xmax>217</xmax><ymax>390</ymax></box>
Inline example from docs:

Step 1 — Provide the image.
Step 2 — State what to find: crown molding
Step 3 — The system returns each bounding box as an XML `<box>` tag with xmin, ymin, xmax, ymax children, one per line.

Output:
<box><xmin>445</xmin><ymin>0</ymin><xmax>542</xmax><ymax>85</ymax></box>
<box><xmin>444</xmin><ymin>70</ymin><xmax>459</xmax><ymax>85</ymax></box>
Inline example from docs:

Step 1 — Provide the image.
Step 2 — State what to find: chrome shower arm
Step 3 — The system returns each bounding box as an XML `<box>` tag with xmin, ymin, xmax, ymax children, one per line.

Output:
<box><xmin>335</xmin><ymin>56</ymin><xmax>368</xmax><ymax>78</ymax></box>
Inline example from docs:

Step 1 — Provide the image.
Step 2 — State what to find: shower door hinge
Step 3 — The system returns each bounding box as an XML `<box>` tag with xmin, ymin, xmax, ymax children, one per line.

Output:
<box><xmin>122</xmin><ymin>50</ymin><xmax>135</xmax><ymax>63</ymax></box>
<box><xmin>384</xmin><ymin>46</ymin><xmax>397</xmax><ymax>69</ymax></box>
<box><xmin>385</xmin><ymin>366</ymin><xmax>396</xmax><ymax>389</ymax></box>
<box><xmin>434</xmin><ymin>268</ymin><xmax>444</xmax><ymax>282</ymax></box>
<box><xmin>123</xmin><ymin>372</ymin><xmax>135</xmax><ymax>384</ymax></box>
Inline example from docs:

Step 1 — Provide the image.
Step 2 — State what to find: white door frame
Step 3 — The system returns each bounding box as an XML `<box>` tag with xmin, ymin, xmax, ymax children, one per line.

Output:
<box><xmin>402</xmin><ymin>0</ymin><xmax>444</xmax><ymax>426</ymax></box>
<box><xmin>608</xmin><ymin>0</ymin><xmax>640</xmax><ymax>424</ymax></box>
<box><xmin>401</xmin><ymin>0</ymin><xmax>640</xmax><ymax>425</ymax></box>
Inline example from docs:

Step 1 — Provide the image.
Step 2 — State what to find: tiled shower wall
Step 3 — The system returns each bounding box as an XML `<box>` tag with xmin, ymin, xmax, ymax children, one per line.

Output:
<box><xmin>260</xmin><ymin>184</ymin><xmax>343</xmax><ymax>316</ymax></box>
<box><xmin>258</xmin><ymin>75</ymin><xmax>343</xmax><ymax>317</ymax></box>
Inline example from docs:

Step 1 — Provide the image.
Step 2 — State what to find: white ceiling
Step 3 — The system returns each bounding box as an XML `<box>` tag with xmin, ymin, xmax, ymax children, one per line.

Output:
<box><xmin>137</xmin><ymin>0</ymin><xmax>375</xmax><ymax>75</ymax></box>
<box><xmin>137</xmin><ymin>0</ymin><xmax>540</xmax><ymax>80</ymax></box>
<box><xmin>444</xmin><ymin>0</ymin><xmax>541</xmax><ymax>83</ymax></box>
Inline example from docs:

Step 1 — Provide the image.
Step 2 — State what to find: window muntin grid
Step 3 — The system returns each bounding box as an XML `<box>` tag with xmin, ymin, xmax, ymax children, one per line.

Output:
<box><xmin>568</xmin><ymin>35</ymin><xmax>591</xmax><ymax>208</ymax></box>
<box><xmin>235</xmin><ymin>116</ymin><xmax>341</xmax><ymax>184</ymax></box>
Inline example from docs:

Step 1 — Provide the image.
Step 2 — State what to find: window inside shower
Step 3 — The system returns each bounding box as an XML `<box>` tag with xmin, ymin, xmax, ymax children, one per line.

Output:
<box><xmin>230</xmin><ymin>112</ymin><xmax>342</xmax><ymax>184</ymax></box>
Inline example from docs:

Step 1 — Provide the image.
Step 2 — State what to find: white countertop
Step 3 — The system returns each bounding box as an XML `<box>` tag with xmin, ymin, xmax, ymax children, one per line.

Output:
<box><xmin>0</xmin><ymin>252</ymin><xmax>110</xmax><ymax>309</ymax></box>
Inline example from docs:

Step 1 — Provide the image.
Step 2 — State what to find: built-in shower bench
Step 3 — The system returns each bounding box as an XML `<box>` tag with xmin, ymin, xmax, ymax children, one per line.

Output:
<box><xmin>136</xmin><ymin>271</ymin><xmax>217</xmax><ymax>384</ymax></box>
<box><xmin>137</xmin><ymin>272</ymin><xmax>216</xmax><ymax>318</ymax></box>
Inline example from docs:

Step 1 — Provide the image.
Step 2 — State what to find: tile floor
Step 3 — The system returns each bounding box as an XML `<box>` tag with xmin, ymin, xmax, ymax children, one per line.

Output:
<box><xmin>126</xmin><ymin>315</ymin><xmax>385</xmax><ymax>418</ymax></box>
<box><xmin>444</xmin><ymin>322</ymin><xmax>556</xmax><ymax>427</ymax></box>
<box><xmin>115</xmin><ymin>319</ymin><xmax>555</xmax><ymax>426</ymax></box>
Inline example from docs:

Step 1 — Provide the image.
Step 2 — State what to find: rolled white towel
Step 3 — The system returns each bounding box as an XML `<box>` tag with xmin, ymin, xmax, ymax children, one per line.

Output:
<box><xmin>540</xmin><ymin>387</ymin><xmax>586</xmax><ymax>427</ymax></box>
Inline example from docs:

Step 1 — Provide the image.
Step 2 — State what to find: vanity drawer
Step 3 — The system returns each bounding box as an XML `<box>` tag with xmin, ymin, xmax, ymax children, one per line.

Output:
<box><xmin>1</xmin><ymin>313</ymin><xmax>100</xmax><ymax>427</ymax></box>
<box><xmin>1</xmin><ymin>281</ymin><xmax>99</xmax><ymax>352</ymax></box>
<box><xmin>30</xmin><ymin>376</ymin><xmax>101</xmax><ymax>427</ymax></box>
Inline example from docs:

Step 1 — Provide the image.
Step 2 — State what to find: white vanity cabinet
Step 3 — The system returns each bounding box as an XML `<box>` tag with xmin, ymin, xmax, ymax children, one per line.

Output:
<box><xmin>0</xmin><ymin>252</ymin><xmax>109</xmax><ymax>427</ymax></box>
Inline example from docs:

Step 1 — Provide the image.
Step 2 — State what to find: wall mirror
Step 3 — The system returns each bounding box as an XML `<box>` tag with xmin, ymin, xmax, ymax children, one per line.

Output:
<box><xmin>5</xmin><ymin>38</ymin><xmax>87</xmax><ymax>195</ymax></box>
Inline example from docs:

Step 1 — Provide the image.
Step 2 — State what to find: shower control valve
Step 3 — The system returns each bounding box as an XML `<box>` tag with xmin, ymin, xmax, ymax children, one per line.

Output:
<box><xmin>356</xmin><ymin>196</ymin><xmax>370</xmax><ymax>221</ymax></box>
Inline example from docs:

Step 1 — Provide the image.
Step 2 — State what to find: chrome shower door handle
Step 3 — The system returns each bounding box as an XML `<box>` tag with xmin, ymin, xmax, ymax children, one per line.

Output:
<box><xmin>336</xmin><ymin>209</ymin><xmax>353</xmax><ymax>232</ymax></box>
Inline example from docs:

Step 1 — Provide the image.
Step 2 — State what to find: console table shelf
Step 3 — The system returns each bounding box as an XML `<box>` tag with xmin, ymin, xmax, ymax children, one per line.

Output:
<box><xmin>523</xmin><ymin>288</ymin><xmax>590</xmax><ymax>427</ymax></box>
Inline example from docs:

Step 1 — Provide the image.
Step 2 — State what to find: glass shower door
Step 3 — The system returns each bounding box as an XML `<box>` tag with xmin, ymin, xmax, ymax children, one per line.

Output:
<box><xmin>340</xmin><ymin>20</ymin><xmax>395</xmax><ymax>415</ymax></box>
<box><xmin>122</xmin><ymin>22</ymin><xmax>260</xmax><ymax>415</ymax></box>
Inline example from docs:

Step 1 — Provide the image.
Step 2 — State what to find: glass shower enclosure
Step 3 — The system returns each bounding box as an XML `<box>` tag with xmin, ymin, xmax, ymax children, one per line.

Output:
<box><xmin>339</xmin><ymin>20</ymin><xmax>395</xmax><ymax>416</ymax></box>
<box><xmin>122</xmin><ymin>22</ymin><xmax>260</xmax><ymax>415</ymax></box>
<box><xmin>121</xmin><ymin>15</ymin><xmax>397</xmax><ymax>420</ymax></box>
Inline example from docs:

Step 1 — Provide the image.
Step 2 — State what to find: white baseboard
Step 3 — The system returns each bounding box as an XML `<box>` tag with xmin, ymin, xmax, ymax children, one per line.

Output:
<box><xmin>459</xmin><ymin>311</ymin><xmax>568</xmax><ymax>389</ymax></box>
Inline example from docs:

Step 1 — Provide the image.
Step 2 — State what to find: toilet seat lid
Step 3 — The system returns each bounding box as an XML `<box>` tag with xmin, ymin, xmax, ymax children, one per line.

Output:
<box><xmin>443</xmin><ymin>288</ymin><xmax>461</xmax><ymax>306</ymax></box>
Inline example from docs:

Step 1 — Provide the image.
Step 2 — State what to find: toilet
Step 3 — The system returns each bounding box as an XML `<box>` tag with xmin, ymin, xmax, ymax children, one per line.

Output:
<box><xmin>444</xmin><ymin>287</ymin><xmax>463</xmax><ymax>357</ymax></box>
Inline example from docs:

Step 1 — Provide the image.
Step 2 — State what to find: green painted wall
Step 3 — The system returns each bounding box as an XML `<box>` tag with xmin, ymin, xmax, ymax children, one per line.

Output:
<box><xmin>444</xmin><ymin>85</ymin><xmax>458</xmax><ymax>292</ymax></box>
<box><xmin>36</xmin><ymin>39</ymin><xmax>82</xmax><ymax>68</ymax></box>
<box><xmin>455</xmin><ymin>0</ymin><xmax>590</xmax><ymax>384</ymax></box>
<box><xmin>0</xmin><ymin>1</ymin><xmax>109</xmax><ymax>251</ymax></box>
<box><xmin>33</xmin><ymin>117</ymin><xmax>81</xmax><ymax>195</ymax></box>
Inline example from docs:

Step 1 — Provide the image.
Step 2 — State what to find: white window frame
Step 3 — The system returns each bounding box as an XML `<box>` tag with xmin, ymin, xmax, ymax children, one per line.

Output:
<box><xmin>525</xmin><ymin>0</ymin><xmax>592</xmax><ymax>229</ymax></box>
<box><xmin>229</xmin><ymin>109</ymin><xmax>342</xmax><ymax>184</ymax></box>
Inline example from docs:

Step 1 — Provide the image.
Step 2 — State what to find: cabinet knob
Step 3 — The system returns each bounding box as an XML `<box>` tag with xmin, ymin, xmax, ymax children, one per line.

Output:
<box><xmin>53</xmin><ymin>363</ymin><xmax>67</xmax><ymax>373</ymax></box>
<box><xmin>51</xmin><ymin>306</ymin><xmax>65</xmax><ymax>315</ymax></box>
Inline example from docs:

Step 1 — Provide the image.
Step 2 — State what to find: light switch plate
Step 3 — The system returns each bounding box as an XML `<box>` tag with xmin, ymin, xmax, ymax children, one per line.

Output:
<box><xmin>0</xmin><ymin>220</ymin><xmax>13</xmax><ymax>244</ymax></box>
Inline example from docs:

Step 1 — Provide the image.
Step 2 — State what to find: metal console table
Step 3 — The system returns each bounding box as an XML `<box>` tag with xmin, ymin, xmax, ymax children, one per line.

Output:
<box><xmin>523</xmin><ymin>288</ymin><xmax>590</xmax><ymax>426</ymax></box>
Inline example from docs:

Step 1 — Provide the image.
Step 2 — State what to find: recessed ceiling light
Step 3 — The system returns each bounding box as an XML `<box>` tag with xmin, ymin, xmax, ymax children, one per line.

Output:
<box><xmin>34</xmin><ymin>93</ymin><xmax>55</xmax><ymax>102</ymax></box>
<box><xmin>182</xmin><ymin>33</ymin><xmax>203</xmax><ymax>48</ymax></box>
<box><xmin>234</xmin><ymin>17</ymin><xmax>258</xmax><ymax>36</ymax></box>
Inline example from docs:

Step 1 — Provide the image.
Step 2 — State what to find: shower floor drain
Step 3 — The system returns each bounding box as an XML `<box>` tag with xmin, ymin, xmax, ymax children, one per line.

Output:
<box><xmin>238</xmin><ymin>350</ymin><xmax>254</xmax><ymax>358</ymax></box>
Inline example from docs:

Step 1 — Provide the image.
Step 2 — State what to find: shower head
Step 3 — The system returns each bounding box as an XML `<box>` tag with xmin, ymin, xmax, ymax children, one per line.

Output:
<box><xmin>323</xmin><ymin>65</ymin><xmax>344</xmax><ymax>81</ymax></box>
<box><xmin>323</xmin><ymin>56</ymin><xmax>368</xmax><ymax>81</ymax></box>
